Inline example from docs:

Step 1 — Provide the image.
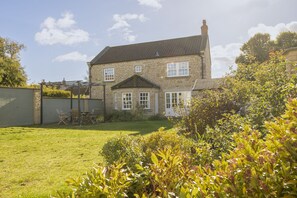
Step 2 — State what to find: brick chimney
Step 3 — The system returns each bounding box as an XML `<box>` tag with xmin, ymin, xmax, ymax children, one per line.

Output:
<box><xmin>201</xmin><ymin>19</ymin><xmax>208</xmax><ymax>36</ymax></box>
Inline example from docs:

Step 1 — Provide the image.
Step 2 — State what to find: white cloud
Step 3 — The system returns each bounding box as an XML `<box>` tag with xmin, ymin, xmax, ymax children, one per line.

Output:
<box><xmin>53</xmin><ymin>51</ymin><xmax>90</xmax><ymax>62</ymax></box>
<box><xmin>211</xmin><ymin>43</ymin><xmax>242</xmax><ymax>78</ymax></box>
<box><xmin>248</xmin><ymin>21</ymin><xmax>297</xmax><ymax>39</ymax></box>
<box><xmin>137</xmin><ymin>0</ymin><xmax>162</xmax><ymax>9</ymax></box>
<box><xmin>35</xmin><ymin>12</ymin><xmax>89</xmax><ymax>45</ymax></box>
<box><xmin>108</xmin><ymin>13</ymin><xmax>148</xmax><ymax>42</ymax></box>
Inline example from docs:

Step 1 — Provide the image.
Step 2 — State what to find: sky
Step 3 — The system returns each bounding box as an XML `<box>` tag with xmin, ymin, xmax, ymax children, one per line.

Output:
<box><xmin>1</xmin><ymin>0</ymin><xmax>297</xmax><ymax>83</ymax></box>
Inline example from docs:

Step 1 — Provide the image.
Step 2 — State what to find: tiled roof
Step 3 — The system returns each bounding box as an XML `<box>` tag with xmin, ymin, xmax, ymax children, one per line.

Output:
<box><xmin>111</xmin><ymin>75</ymin><xmax>160</xmax><ymax>90</ymax></box>
<box><xmin>192</xmin><ymin>78</ymin><xmax>223</xmax><ymax>91</ymax></box>
<box><xmin>90</xmin><ymin>35</ymin><xmax>208</xmax><ymax>65</ymax></box>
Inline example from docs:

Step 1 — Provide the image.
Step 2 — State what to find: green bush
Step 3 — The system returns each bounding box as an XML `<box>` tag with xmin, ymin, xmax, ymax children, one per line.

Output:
<box><xmin>178</xmin><ymin>52</ymin><xmax>295</xmax><ymax>139</ymax></box>
<box><xmin>60</xmin><ymin>98</ymin><xmax>297</xmax><ymax>197</ymax></box>
<box><xmin>43</xmin><ymin>87</ymin><xmax>71</xmax><ymax>98</ymax></box>
<box><xmin>148</xmin><ymin>113</ymin><xmax>166</xmax><ymax>121</ymax></box>
<box><xmin>106</xmin><ymin>110</ymin><xmax>135</xmax><ymax>122</ymax></box>
<box><xmin>101</xmin><ymin>128</ymin><xmax>212</xmax><ymax>169</ymax></box>
<box><xmin>202</xmin><ymin>113</ymin><xmax>251</xmax><ymax>159</ymax></box>
<box><xmin>101</xmin><ymin>135</ymin><xmax>144</xmax><ymax>167</ymax></box>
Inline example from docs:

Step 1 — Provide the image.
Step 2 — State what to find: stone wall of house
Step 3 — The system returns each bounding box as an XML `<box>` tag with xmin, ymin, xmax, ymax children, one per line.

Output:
<box><xmin>112</xmin><ymin>88</ymin><xmax>160</xmax><ymax>116</ymax></box>
<box><xmin>203</xmin><ymin>39</ymin><xmax>212</xmax><ymax>79</ymax></box>
<box><xmin>285</xmin><ymin>48</ymin><xmax>297</xmax><ymax>75</ymax></box>
<box><xmin>91</xmin><ymin>54</ymin><xmax>210</xmax><ymax>114</ymax></box>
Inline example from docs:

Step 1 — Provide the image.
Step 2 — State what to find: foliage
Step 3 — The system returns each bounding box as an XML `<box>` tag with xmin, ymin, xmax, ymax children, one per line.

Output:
<box><xmin>179</xmin><ymin>52</ymin><xmax>295</xmax><ymax>139</ymax></box>
<box><xmin>106</xmin><ymin>105</ymin><xmax>150</xmax><ymax>122</ymax></box>
<box><xmin>236</xmin><ymin>33</ymin><xmax>273</xmax><ymax>64</ymax></box>
<box><xmin>0</xmin><ymin>37</ymin><xmax>27</xmax><ymax>87</ymax></box>
<box><xmin>101</xmin><ymin>135</ymin><xmax>144</xmax><ymax>167</ymax></box>
<box><xmin>106</xmin><ymin>110</ymin><xmax>135</xmax><ymax>122</ymax></box>
<box><xmin>101</xmin><ymin>128</ymin><xmax>210</xmax><ymax>168</ymax></box>
<box><xmin>43</xmin><ymin>86</ymin><xmax>71</xmax><ymax>98</ymax></box>
<box><xmin>275</xmin><ymin>31</ymin><xmax>297</xmax><ymax>50</ymax></box>
<box><xmin>202</xmin><ymin>113</ymin><xmax>251</xmax><ymax>159</ymax></box>
<box><xmin>148</xmin><ymin>113</ymin><xmax>166</xmax><ymax>121</ymax></box>
<box><xmin>236</xmin><ymin>31</ymin><xmax>297</xmax><ymax>64</ymax></box>
<box><xmin>176</xmin><ymin>90</ymin><xmax>240</xmax><ymax>138</ymax></box>
<box><xmin>60</xmin><ymin>98</ymin><xmax>297</xmax><ymax>197</ymax></box>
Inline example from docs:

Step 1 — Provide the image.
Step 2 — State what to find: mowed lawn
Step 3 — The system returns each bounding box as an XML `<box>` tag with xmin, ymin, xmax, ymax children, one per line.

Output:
<box><xmin>0</xmin><ymin>120</ymin><xmax>172</xmax><ymax>198</ymax></box>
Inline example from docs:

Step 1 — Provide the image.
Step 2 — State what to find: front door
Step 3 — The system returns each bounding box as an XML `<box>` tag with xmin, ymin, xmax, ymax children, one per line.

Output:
<box><xmin>165</xmin><ymin>91</ymin><xmax>191</xmax><ymax>116</ymax></box>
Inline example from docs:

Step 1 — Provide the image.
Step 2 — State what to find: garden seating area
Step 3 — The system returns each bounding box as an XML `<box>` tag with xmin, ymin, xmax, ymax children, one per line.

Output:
<box><xmin>56</xmin><ymin>109</ymin><xmax>100</xmax><ymax>125</ymax></box>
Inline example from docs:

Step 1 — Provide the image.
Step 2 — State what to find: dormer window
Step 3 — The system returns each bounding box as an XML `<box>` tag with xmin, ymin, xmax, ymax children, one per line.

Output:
<box><xmin>167</xmin><ymin>62</ymin><xmax>189</xmax><ymax>77</ymax></box>
<box><xmin>135</xmin><ymin>65</ymin><xmax>142</xmax><ymax>73</ymax></box>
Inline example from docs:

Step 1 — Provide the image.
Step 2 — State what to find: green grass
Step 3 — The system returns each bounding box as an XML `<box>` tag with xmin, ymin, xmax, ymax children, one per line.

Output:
<box><xmin>0</xmin><ymin>120</ymin><xmax>172</xmax><ymax>198</ymax></box>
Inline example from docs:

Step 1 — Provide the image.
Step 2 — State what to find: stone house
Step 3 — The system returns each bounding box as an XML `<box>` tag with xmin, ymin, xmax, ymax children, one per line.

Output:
<box><xmin>88</xmin><ymin>20</ymin><xmax>219</xmax><ymax>116</ymax></box>
<box><xmin>284</xmin><ymin>47</ymin><xmax>297</xmax><ymax>75</ymax></box>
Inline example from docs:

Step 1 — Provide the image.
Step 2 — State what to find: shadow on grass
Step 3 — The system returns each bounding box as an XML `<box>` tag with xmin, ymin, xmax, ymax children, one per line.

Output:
<box><xmin>23</xmin><ymin>120</ymin><xmax>174</xmax><ymax>135</ymax></box>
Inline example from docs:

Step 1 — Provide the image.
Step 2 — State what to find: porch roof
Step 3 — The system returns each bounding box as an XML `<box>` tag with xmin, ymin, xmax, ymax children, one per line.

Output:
<box><xmin>111</xmin><ymin>75</ymin><xmax>160</xmax><ymax>90</ymax></box>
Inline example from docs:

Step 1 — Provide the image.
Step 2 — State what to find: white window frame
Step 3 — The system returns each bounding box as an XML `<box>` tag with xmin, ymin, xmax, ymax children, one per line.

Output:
<box><xmin>165</xmin><ymin>91</ymin><xmax>191</xmax><ymax>116</ymax></box>
<box><xmin>104</xmin><ymin>68</ymin><xmax>115</xmax><ymax>81</ymax></box>
<box><xmin>167</xmin><ymin>62</ymin><xmax>189</xmax><ymax>77</ymax></box>
<box><xmin>139</xmin><ymin>92</ymin><xmax>150</xmax><ymax>109</ymax></box>
<box><xmin>122</xmin><ymin>93</ymin><xmax>132</xmax><ymax>110</ymax></box>
<box><xmin>135</xmin><ymin>65</ymin><xmax>142</xmax><ymax>73</ymax></box>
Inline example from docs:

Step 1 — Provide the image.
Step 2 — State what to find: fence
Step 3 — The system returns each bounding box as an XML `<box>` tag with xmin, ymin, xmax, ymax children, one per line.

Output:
<box><xmin>0</xmin><ymin>87</ymin><xmax>103</xmax><ymax>126</ymax></box>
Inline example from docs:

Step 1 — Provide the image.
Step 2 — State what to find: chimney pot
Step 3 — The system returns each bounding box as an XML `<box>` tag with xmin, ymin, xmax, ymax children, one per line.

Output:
<box><xmin>201</xmin><ymin>19</ymin><xmax>208</xmax><ymax>36</ymax></box>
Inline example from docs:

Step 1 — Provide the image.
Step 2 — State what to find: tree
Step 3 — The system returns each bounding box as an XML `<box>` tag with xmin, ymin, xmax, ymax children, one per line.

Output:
<box><xmin>236</xmin><ymin>31</ymin><xmax>297</xmax><ymax>65</ymax></box>
<box><xmin>0</xmin><ymin>37</ymin><xmax>27</xmax><ymax>87</ymax></box>
<box><xmin>275</xmin><ymin>31</ymin><xmax>297</xmax><ymax>50</ymax></box>
<box><xmin>235</xmin><ymin>33</ymin><xmax>273</xmax><ymax>64</ymax></box>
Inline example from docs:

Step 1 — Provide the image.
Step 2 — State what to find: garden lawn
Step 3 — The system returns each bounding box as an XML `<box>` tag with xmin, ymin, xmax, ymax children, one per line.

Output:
<box><xmin>0</xmin><ymin>120</ymin><xmax>172</xmax><ymax>198</ymax></box>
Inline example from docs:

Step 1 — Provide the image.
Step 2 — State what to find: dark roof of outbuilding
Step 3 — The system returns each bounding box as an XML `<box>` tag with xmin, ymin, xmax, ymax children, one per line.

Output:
<box><xmin>90</xmin><ymin>35</ymin><xmax>208</xmax><ymax>65</ymax></box>
<box><xmin>111</xmin><ymin>75</ymin><xmax>160</xmax><ymax>90</ymax></box>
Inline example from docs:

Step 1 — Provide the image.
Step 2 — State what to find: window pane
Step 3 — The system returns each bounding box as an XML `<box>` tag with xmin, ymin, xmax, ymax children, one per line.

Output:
<box><xmin>135</xmin><ymin>65</ymin><xmax>142</xmax><ymax>73</ymax></box>
<box><xmin>167</xmin><ymin>63</ymin><xmax>177</xmax><ymax>77</ymax></box>
<box><xmin>178</xmin><ymin>62</ymin><xmax>189</xmax><ymax>76</ymax></box>
<box><xmin>122</xmin><ymin>93</ymin><xmax>132</xmax><ymax>110</ymax></box>
<box><xmin>139</xmin><ymin>92</ymin><xmax>149</xmax><ymax>109</ymax></box>
<box><xmin>166</xmin><ymin>93</ymin><xmax>171</xmax><ymax>108</ymax></box>
<box><xmin>104</xmin><ymin>68</ymin><xmax>114</xmax><ymax>81</ymax></box>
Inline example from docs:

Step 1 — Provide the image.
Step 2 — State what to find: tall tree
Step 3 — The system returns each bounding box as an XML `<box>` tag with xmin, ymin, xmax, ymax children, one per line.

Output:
<box><xmin>0</xmin><ymin>37</ymin><xmax>27</xmax><ymax>87</ymax></box>
<box><xmin>275</xmin><ymin>31</ymin><xmax>297</xmax><ymax>50</ymax></box>
<box><xmin>236</xmin><ymin>33</ymin><xmax>273</xmax><ymax>64</ymax></box>
<box><xmin>236</xmin><ymin>32</ymin><xmax>297</xmax><ymax>65</ymax></box>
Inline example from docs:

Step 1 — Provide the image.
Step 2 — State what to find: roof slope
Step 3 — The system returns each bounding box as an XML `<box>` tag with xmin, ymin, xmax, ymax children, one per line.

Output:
<box><xmin>192</xmin><ymin>78</ymin><xmax>223</xmax><ymax>91</ymax></box>
<box><xmin>91</xmin><ymin>35</ymin><xmax>208</xmax><ymax>65</ymax></box>
<box><xmin>111</xmin><ymin>75</ymin><xmax>160</xmax><ymax>90</ymax></box>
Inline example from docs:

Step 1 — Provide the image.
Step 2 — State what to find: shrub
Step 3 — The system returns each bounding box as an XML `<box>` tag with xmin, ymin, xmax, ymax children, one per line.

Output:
<box><xmin>43</xmin><ymin>87</ymin><xmax>71</xmax><ymax>98</ymax></box>
<box><xmin>202</xmin><ymin>113</ymin><xmax>251</xmax><ymax>159</ymax></box>
<box><xmin>148</xmin><ymin>113</ymin><xmax>166</xmax><ymax>121</ymax></box>
<box><xmin>101</xmin><ymin>128</ymin><xmax>212</xmax><ymax>168</ymax></box>
<box><xmin>106</xmin><ymin>110</ymin><xmax>134</xmax><ymax>122</ymax></box>
<box><xmin>106</xmin><ymin>105</ymin><xmax>146</xmax><ymax>122</ymax></box>
<box><xmin>101</xmin><ymin>135</ymin><xmax>144</xmax><ymax>167</ymax></box>
<box><xmin>177</xmin><ymin>90</ymin><xmax>240</xmax><ymax>138</ymax></box>
<box><xmin>59</xmin><ymin>99</ymin><xmax>297</xmax><ymax>197</ymax></box>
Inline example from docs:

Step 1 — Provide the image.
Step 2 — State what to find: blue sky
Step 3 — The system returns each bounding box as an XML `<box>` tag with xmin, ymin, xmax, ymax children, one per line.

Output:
<box><xmin>1</xmin><ymin>0</ymin><xmax>297</xmax><ymax>83</ymax></box>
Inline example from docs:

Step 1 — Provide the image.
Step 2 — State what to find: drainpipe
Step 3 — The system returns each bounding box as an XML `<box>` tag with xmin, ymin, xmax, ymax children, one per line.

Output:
<box><xmin>40</xmin><ymin>80</ymin><xmax>44</xmax><ymax>125</ymax></box>
<box><xmin>198</xmin><ymin>51</ymin><xmax>205</xmax><ymax>79</ymax></box>
<box><xmin>103</xmin><ymin>84</ymin><xmax>106</xmax><ymax>123</ymax></box>
<box><xmin>87</xmin><ymin>62</ymin><xmax>92</xmax><ymax>98</ymax></box>
<box><xmin>77</xmin><ymin>81</ymin><xmax>81</xmax><ymax>124</ymax></box>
